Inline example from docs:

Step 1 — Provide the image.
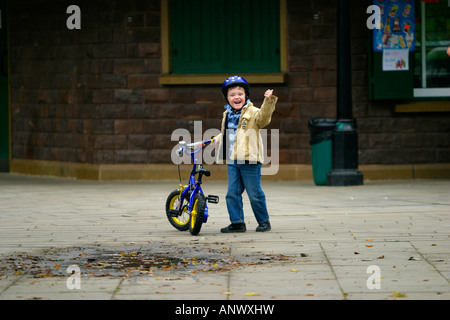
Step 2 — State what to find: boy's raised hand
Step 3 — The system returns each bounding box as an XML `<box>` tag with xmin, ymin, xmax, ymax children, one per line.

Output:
<box><xmin>264</xmin><ymin>89</ymin><xmax>274</xmax><ymax>99</ymax></box>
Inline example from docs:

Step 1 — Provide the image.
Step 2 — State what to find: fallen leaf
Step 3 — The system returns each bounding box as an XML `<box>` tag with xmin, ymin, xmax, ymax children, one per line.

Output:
<box><xmin>304</xmin><ymin>293</ymin><xmax>316</xmax><ymax>296</ymax></box>
<box><xmin>393</xmin><ymin>291</ymin><xmax>408</xmax><ymax>298</ymax></box>
<box><xmin>39</xmin><ymin>273</ymin><xmax>56</xmax><ymax>277</ymax></box>
<box><xmin>246</xmin><ymin>292</ymin><xmax>260</xmax><ymax>296</ymax></box>
<box><xmin>290</xmin><ymin>269</ymin><xmax>299</xmax><ymax>272</ymax></box>
<box><xmin>377</xmin><ymin>255</ymin><xmax>385</xmax><ymax>259</ymax></box>
<box><xmin>365</xmin><ymin>245</ymin><xmax>373</xmax><ymax>248</ymax></box>
<box><xmin>97</xmin><ymin>262</ymin><xmax>111</xmax><ymax>267</ymax></box>
<box><xmin>365</xmin><ymin>239</ymin><xmax>373</xmax><ymax>241</ymax></box>
<box><xmin>93</xmin><ymin>273</ymin><xmax>113</xmax><ymax>277</ymax></box>
<box><xmin>221</xmin><ymin>291</ymin><xmax>235</xmax><ymax>295</ymax></box>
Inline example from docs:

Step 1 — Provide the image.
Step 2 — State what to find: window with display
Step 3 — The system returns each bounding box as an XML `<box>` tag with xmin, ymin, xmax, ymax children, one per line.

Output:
<box><xmin>413</xmin><ymin>0</ymin><xmax>450</xmax><ymax>97</ymax></box>
<box><xmin>369</xmin><ymin>0</ymin><xmax>449</xmax><ymax>100</ymax></box>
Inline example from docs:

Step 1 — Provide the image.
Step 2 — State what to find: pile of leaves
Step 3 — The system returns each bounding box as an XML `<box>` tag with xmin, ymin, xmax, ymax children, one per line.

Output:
<box><xmin>0</xmin><ymin>243</ymin><xmax>290</xmax><ymax>279</ymax></box>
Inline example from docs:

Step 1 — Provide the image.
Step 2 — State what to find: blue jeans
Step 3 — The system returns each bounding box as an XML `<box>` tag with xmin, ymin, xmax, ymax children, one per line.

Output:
<box><xmin>226</xmin><ymin>161</ymin><xmax>269</xmax><ymax>225</ymax></box>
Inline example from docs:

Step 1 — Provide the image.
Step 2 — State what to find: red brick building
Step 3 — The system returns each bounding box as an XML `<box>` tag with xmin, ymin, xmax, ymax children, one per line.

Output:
<box><xmin>1</xmin><ymin>0</ymin><xmax>449</xmax><ymax>180</ymax></box>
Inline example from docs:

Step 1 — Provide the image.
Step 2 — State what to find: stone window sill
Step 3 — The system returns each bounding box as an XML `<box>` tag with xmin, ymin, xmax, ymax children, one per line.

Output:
<box><xmin>158</xmin><ymin>73</ymin><xmax>287</xmax><ymax>85</ymax></box>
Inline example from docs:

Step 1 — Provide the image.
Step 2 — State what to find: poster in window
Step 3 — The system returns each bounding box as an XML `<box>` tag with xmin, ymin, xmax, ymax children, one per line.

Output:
<box><xmin>382</xmin><ymin>49</ymin><xmax>409</xmax><ymax>71</ymax></box>
<box><xmin>373</xmin><ymin>0</ymin><xmax>415</xmax><ymax>52</ymax></box>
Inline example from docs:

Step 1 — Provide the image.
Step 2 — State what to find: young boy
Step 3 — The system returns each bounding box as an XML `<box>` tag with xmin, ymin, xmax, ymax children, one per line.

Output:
<box><xmin>213</xmin><ymin>76</ymin><xmax>278</xmax><ymax>233</ymax></box>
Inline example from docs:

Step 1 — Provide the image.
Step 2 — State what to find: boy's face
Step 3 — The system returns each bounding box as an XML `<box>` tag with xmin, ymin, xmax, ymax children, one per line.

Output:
<box><xmin>227</xmin><ymin>86</ymin><xmax>246</xmax><ymax>110</ymax></box>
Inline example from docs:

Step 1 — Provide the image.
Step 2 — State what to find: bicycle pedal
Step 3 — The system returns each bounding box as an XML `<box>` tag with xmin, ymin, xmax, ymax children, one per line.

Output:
<box><xmin>207</xmin><ymin>195</ymin><xmax>219</xmax><ymax>204</ymax></box>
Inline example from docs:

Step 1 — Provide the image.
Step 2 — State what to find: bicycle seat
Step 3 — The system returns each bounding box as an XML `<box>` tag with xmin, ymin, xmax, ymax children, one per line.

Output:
<box><xmin>196</xmin><ymin>168</ymin><xmax>210</xmax><ymax>177</ymax></box>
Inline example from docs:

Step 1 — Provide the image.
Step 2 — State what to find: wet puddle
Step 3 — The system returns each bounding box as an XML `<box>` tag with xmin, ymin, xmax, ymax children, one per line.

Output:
<box><xmin>0</xmin><ymin>243</ymin><xmax>286</xmax><ymax>278</ymax></box>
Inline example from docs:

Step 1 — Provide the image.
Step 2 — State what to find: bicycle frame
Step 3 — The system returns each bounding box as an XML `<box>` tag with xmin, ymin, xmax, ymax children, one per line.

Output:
<box><xmin>177</xmin><ymin>140</ymin><xmax>212</xmax><ymax>223</ymax></box>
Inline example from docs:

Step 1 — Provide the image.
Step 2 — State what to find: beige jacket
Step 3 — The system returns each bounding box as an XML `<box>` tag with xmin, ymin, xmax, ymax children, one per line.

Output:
<box><xmin>215</xmin><ymin>95</ymin><xmax>278</xmax><ymax>164</ymax></box>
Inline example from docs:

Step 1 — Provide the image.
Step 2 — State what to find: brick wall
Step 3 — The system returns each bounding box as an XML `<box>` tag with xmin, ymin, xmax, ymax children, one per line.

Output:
<box><xmin>8</xmin><ymin>0</ymin><xmax>450</xmax><ymax>166</ymax></box>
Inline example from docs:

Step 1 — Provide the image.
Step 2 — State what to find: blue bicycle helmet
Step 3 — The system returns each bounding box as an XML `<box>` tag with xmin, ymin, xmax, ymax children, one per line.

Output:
<box><xmin>221</xmin><ymin>76</ymin><xmax>250</xmax><ymax>101</ymax></box>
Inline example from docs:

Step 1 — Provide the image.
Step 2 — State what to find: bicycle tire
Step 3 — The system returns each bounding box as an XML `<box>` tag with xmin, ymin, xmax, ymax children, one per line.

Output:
<box><xmin>189</xmin><ymin>193</ymin><xmax>205</xmax><ymax>235</ymax></box>
<box><xmin>166</xmin><ymin>189</ymin><xmax>190</xmax><ymax>231</ymax></box>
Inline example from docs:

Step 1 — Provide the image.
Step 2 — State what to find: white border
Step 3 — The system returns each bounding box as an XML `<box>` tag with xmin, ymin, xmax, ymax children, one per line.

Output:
<box><xmin>414</xmin><ymin>88</ymin><xmax>450</xmax><ymax>98</ymax></box>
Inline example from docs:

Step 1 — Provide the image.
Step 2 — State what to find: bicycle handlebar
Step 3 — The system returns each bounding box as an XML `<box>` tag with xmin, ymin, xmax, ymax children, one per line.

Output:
<box><xmin>176</xmin><ymin>140</ymin><xmax>213</xmax><ymax>156</ymax></box>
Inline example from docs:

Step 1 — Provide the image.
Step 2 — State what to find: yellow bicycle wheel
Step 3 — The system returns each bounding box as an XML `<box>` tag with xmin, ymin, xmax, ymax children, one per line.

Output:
<box><xmin>166</xmin><ymin>188</ymin><xmax>190</xmax><ymax>231</ymax></box>
<box><xmin>189</xmin><ymin>193</ymin><xmax>205</xmax><ymax>235</ymax></box>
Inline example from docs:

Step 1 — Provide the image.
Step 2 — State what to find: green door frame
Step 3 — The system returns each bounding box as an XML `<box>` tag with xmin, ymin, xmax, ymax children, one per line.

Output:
<box><xmin>0</xmin><ymin>0</ymin><xmax>10</xmax><ymax>172</ymax></box>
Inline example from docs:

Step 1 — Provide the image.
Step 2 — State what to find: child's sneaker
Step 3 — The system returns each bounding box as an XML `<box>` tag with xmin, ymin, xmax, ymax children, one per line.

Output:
<box><xmin>220</xmin><ymin>223</ymin><xmax>246</xmax><ymax>233</ymax></box>
<box><xmin>256</xmin><ymin>221</ymin><xmax>271</xmax><ymax>232</ymax></box>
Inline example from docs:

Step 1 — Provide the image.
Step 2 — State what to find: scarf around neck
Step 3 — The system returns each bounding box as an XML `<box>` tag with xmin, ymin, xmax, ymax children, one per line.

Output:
<box><xmin>224</xmin><ymin>99</ymin><xmax>251</xmax><ymax>128</ymax></box>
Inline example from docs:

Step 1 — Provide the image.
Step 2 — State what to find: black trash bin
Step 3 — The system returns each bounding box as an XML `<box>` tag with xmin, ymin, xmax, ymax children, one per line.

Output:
<box><xmin>308</xmin><ymin>118</ymin><xmax>336</xmax><ymax>186</ymax></box>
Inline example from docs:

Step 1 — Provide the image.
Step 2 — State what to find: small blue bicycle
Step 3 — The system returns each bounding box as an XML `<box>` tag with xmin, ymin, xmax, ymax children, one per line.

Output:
<box><xmin>165</xmin><ymin>140</ymin><xmax>219</xmax><ymax>235</ymax></box>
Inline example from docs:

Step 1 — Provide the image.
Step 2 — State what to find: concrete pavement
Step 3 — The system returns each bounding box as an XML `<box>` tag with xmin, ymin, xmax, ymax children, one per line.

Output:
<box><xmin>0</xmin><ymin>172</ymin><xmax>449</xmax><ymax>300</ymax></box>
